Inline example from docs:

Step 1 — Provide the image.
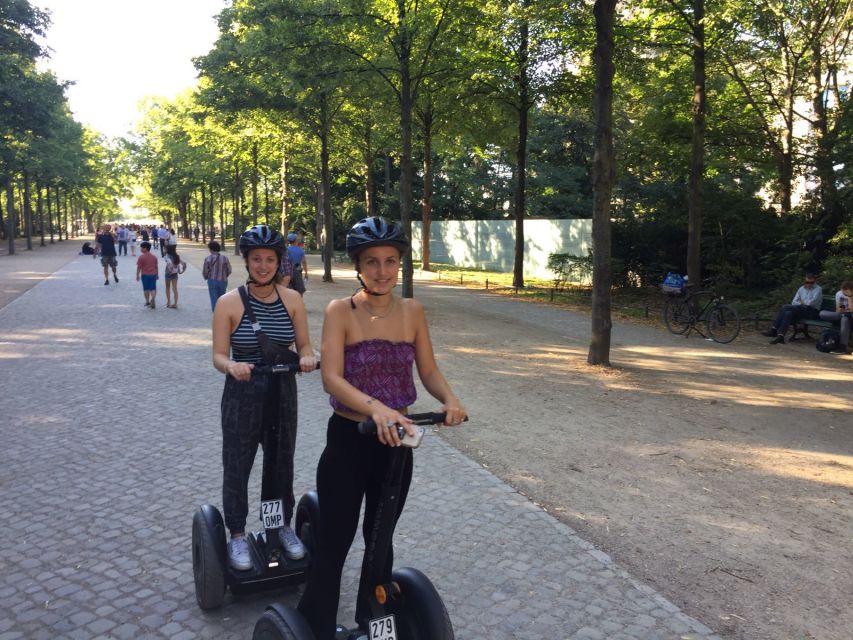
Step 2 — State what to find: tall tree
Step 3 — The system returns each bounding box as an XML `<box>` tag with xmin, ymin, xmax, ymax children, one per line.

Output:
<box><xmin>588</xmin><ymin>0</ymin><xmax>617</xmax><ymax>367</ymax></box>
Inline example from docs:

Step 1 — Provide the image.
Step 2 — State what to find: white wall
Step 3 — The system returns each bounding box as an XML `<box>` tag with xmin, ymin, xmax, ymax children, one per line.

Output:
<box><xmin>411</xmin><ymin>219</ymin><xmax>593</xmax><ymax>279</ymax></box>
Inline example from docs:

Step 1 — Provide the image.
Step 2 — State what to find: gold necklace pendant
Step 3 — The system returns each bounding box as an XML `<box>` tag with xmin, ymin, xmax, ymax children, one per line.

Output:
<box><xmin>362</xmin><ymin>296</ymin><xmax>395</xmax><ymax>320</ymax></box>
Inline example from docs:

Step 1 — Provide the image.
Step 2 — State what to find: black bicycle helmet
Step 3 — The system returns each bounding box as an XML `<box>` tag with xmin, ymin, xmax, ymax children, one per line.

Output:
<box><xmin>238</xmin><ymin>225</ymin><xmax>285</xmax><ymax>258</ymax></box>
<box><xmin>346</xmin><ymin>217</ymin><xmax>409</xmax><ymax>259</ymax></box>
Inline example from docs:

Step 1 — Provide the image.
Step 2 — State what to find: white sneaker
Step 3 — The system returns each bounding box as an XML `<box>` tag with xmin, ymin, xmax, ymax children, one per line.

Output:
<box><xmin>279</xmin><ymin>526</ymin><xmax>305</xmax><ymax>560</ymax></box>
<box><xmin>228</xmin><ymin>536</ymin><xmax>252</xmax><ymax>571</ymax></box>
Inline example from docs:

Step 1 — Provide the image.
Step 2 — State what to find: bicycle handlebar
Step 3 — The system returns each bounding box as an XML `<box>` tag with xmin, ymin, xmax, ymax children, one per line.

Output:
<box><xmin>357</xmin><ymin>412</ymin><xmax>468</xmax><ymax>436</ymax></box>
<box><xmin>252</xmin><ymin>360</ymin><xmax>321</xmax><ymax>375</ymax></box>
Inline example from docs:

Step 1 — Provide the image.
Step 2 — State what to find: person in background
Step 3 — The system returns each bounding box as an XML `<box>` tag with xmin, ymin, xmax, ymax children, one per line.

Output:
<box><xmin>762</xmin><ymin>273</ymin><xmax>823</xmax><ymax>344</ymax></box>
<box><xmin>286</xmin><ymin>232</ymin><xmax>307</xmax><ymax>295</ymax></box>
<box><xmin>116</xmin><ymin>224</ymin><xmax>129</xmax><ymax>256</ymax></box>
<box><xmin>136</xmin><ymin>241</ymin><xmax>159</xmax><ymax>308</ymax></box>
<box><xmin>128</xmin><ymin>226</ymin><xmax>137</xmax><ymax>256</ymax></box>
<box><xmin>95</xmin><ymin>224</ymin><xmax>119</xmax><ymax>286</ymax></box>
<box><xmin>158</xmin><ymin>225</ymin><xmax>169</xmax><ymax>256</ymax></box>
<box><xmin>819</xmin><ymin>280</ymin><xmax>853</xmax><ymax>354</ymax></box>
<box><xmin>202</xmin><ymin>240</ymin><xmax>232</xmax><ymax>312</ymax></box>
<box><xmin>163</xmin><ymin>247</ymin><xmax>187</xmax><ymax>309</ymax></box>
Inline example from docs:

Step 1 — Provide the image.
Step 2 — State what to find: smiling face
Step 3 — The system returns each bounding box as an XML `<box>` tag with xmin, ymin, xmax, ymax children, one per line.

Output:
<box><xmin>357</xmin><ymin>245</ymin><xmax>401</xmax><ymax>294</ymax></box>
<box><xmin>246</xmin><ymin>248</ymin><xmax>280</xmax><ymax>284</ymax></box>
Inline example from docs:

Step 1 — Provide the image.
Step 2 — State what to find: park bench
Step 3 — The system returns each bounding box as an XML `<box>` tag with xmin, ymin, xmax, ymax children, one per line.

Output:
<box><xmin>333</xmin><ymin>251</ymin><xmax>348</xmax><ymax>263</ymax></box>
<box><xmin>790</xmin><ymin>295</ymin><xmax>837</xmax><ymax>340</ymax></box>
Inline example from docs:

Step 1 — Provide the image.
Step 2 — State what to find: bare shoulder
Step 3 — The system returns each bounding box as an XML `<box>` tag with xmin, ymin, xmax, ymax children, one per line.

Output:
<box><xmin>217</xmin><ymin>288</ymin><xmax>244</xmax><ymax>314</ymax></box>
<box><xmin>279</xmin><ymin>285</ymin><xmax>302</xmax><ymax>307</ymax></box>
<box><xmin>400</xmin><ymin>297</ymin><xmax>425</xmax><ymax>316</ymax></box>
<box><xmin>326</xmin><ymin>296</ymin><xmax>353</xmax><ymax>316</ymax></box>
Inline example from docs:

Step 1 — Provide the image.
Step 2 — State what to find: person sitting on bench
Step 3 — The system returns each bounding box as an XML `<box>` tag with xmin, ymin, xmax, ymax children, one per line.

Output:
<box><xmin>762</xmin><ymin>273</ymin><xmax>823</xmax><ymax>344</ymax></box>
<box><xmin>819</xmin><ymin>281</ymin><xmax>853</xmax><ymax>354</ymax></box>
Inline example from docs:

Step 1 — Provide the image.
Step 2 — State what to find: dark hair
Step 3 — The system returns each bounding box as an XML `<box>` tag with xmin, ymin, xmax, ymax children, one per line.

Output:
<box><xmin>841</xmin><ymin>280</ymin><xmax>853</xmax><ymax>291</ymax></box>
<box><xmin>208</xmin><ymin>240</ymin><xmax>221</xmax><ymax>252</ymax></box>
<box><xmin>166</xmin><ymin>246</ymin><xmax>181</xmax><ymax>265</ymax></box>
<box><xmin>805</xmin><ymin>272</ymin><xmax>817</xmax><ymax>280</ymax></box>
<box><xmin>140</xmin><ymin>241</ymin><xmax>151</xmax><ymax>250</ymax></box>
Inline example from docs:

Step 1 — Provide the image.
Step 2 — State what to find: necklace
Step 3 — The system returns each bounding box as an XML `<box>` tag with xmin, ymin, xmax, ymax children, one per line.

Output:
<box><xmin>362</xmin><ymin>295</ymin><xmax>395</xmax><ymax>320</ymax></box>
<box><xmin>250</xmin><ymin>282</ymin><xmax>277</xmax><ymax>300</ymax></box>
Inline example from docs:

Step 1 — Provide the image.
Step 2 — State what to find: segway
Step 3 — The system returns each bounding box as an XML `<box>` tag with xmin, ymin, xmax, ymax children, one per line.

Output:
<box><xmin>254</xmin><ymin>412</ymin><xmax>464</xmax><ymax>640</ymax></box>
<box><xmin>192</xmin><ymin>362</ymin><xmax>316</xmax><ymax>610</ymax></box>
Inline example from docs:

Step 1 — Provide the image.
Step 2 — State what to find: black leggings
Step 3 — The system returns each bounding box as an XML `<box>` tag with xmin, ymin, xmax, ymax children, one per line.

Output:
<box><xmin>220</xmin><ymin>372</ymin><xmax>298</xmax><ymax>535</ymax></box>
<box><xmin>298</xmin><ymin>414</ymin><xmax>413</xmax><ymax>640</ymax></box>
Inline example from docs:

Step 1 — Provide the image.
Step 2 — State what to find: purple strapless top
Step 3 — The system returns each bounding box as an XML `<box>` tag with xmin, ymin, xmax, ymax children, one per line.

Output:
<box><xmin>329</xmin><ymin>339</ymin><xmax>417</xmax><ymax>413</ymax></box>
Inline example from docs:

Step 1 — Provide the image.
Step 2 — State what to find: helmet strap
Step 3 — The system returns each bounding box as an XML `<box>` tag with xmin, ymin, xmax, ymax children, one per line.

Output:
<box><xmin>357</xmin><ymin>274</ymin><xmax>390</xmax><ymax>296</ymax></box>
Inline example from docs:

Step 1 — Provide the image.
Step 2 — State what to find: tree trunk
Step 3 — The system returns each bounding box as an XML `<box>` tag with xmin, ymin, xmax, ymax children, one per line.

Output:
<box><xmin>587</xmin><ymin>0</ymin><xmax>617</xmax><ymax>367</ymax></box>
<box><xmin>398</xmin><ymin>0</ymin><xmax>414</xmax><ymax>298</ymax></box>
<box><xmin>686</xmin><ymin>0</ymin><xmax>705</xmax><ymax>285</ymax></box>
<box><xmin>37</xmin><ymin>181</ymin><xmax>45</xmax><ymax>246</ymax></box>
<box><xmin>251</xmin><ymin>141</ymin><xmax>259</xmax><ymax>226</ymax></box>
<box><xmin>263</xmin><ymin>174</ymin><xmax>270</xmax><ymax>226</ymax></box>
<box><xmin>4</xmin><ymin>177</ymin><xmax>15</xmax><ymax>255</ymax></box>
<box><xmin>280</xmin><ymin>148</ymin><xmax>290</xmax><ymax>234</ymax></box>
<box><xmin>233</xmin><ymin>162</ymin><xmax>241</xmax><ymax>255</ymax></box>
<box><xmin>513</xmin><ymin>14</ymin><xmax>530</xmax><ymax>290</ymax></box>
<box><xmin>810</xmin><ymin>42</ymin><xmax>841</xmax><ymax>261</ymax></box>
<box><xmin>46</xmin><ymin>184</ymin><xmax>54</xmax><ymax>244</ymax></box>
<box><xmin>23</xmin><ymin>169</ymin><xmax>33</xmax><ymax>250</ymax></box>
<box><xmin>320</xmin><ymin>97</ymin><xmax>335</xmax><ymax>283</ymax></box>
<box><xmin>421</xmin><ymin>104</ymin><xmax>434</xmax><ymax>271</ymax></box>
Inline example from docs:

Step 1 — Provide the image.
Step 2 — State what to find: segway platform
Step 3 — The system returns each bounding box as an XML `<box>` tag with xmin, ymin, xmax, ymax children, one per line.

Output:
<box><xmin>192</xmin><ymin>503</ymin><xmax>311</xmax><ymax>609</ymax></box>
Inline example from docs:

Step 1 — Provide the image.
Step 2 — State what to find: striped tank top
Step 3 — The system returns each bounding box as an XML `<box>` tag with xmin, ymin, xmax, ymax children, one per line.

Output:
<box><xmin>230</xmin><ymin>294</ymin><xmax>296</xmax><ymax>364</ymax></box>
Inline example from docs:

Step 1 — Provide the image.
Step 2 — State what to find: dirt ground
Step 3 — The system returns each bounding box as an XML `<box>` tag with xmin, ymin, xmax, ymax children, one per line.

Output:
<box><xmin>411</xmin><ymin>278</ymin><xmax>852</xmax><ymax>640</ymax></box>
<box><xmin>4</xmin><ymin>242</ymin><xmax>851</xmax><ymax>640</ymax></box>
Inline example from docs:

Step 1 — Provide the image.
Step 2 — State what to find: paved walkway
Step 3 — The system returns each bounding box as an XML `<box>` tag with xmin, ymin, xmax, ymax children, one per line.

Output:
<box><xmin>0</xmin><ymin>244</ymin><xmax>719</xmax><ymax>639</ymax></box>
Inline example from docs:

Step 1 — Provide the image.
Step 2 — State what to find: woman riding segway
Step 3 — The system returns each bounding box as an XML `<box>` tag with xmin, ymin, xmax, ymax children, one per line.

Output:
<box><xmin>212</xmin><ymin>225</ymin><xmax>317</xmax><ymax>572</ymax></box>
<box><xmin>290</xmin><ymin>216</ymin><xmax>467</xmax><ymax>640</ymax></box>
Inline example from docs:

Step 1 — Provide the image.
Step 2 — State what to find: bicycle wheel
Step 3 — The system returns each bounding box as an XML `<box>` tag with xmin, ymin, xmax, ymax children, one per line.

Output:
<box><xmin>705</xmin><ymin>303</ymin><xmax>740</xmax><ymax>343</ymax></box>
<box><xmin>664</xmin><ymin>298</ymin><xmax>692</xmax><ymax>334</ymax></box>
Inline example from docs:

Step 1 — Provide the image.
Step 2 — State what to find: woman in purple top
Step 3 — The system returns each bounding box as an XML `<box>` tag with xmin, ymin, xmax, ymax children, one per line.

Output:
<box><xmin>297</xmin><ymin>217</ymin><xmax>466</xmax><ymax>640</ymax></box>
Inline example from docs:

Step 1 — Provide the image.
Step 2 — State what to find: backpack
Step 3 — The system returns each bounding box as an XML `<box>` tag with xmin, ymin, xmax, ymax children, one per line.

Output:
<box><xmin>81</xmin><ymin>242</ymin><xmax>94</xmax><ymax>255</ymax></box>
<box><xmin>815</xmin><ymin>328</ymin><xmax>842</xmax><ymax>353</ymax></box>
<box><xmin>661</xmin><ymin>272</ymin><xmax>685</xmax><ymax>295</ymax></box>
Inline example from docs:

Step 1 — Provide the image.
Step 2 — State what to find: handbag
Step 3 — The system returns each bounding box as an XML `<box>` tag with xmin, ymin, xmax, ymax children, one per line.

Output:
<box><xmin>238</xmin><ymin>286</ymin><xmax>299</xmax><ymax>366</ymax></box>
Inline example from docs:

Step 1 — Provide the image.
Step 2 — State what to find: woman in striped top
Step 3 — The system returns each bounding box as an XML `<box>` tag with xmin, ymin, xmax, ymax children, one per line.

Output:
<box><xmin>212</xmin><ymin>225</ymin><xmax>317</xmax><ymax>571</ymax></box>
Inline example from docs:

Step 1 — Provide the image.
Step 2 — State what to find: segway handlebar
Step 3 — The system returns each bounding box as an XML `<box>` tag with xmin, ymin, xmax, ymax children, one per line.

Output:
<box><xmin>357</xmin><ymin>412</ymin><xmax>468</xmax><ymax>436</ymax></box>
<box><xmin>252</xmin><ymin>360</ymin><xmax>320</xmax><ymax>375</ymax></box>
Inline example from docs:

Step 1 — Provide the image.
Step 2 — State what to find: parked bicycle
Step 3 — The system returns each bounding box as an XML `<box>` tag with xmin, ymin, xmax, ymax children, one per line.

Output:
<box><xmin>662</xmin><ymin>277</ymin><xmax>741</xmax><ymax>343</ymax></box>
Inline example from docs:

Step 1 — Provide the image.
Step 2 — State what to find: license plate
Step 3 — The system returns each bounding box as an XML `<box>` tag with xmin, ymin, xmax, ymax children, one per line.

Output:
<box><xmin>368</xmin><ymin>614</ymin><xmax>397</xmax><ymax>640</ymax></box>
<box><xmin>261</xmin><ymin>499</ymin><xmax>284</xmax><ymax>529</ymax></box>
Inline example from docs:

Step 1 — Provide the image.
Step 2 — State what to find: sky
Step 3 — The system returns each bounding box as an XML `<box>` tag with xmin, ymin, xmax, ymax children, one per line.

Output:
<box><xmin>35</xmin><ymin>0</ymin><xmax>226</xmax><ymax>139</ymax></box>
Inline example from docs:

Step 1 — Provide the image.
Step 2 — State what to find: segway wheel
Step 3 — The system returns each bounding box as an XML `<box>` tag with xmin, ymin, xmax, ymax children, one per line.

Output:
<box><xmin>390</xmin><ymin>567</ymin><xmax>455</xmax><ymax>640</ymax></box>
<box><xmin>253</xmin><ymin>603</ymin><xmax>316</xmax><ymax>640</ymax></box>
<box><xmin>192</xmin><ymin>505</ymin><xmax>227</xmax><ymax>610</ymax></box>
<box><xmin>295</xmin><ymin>491</ymin><xmax>320</xmax><ymax>556</ymax></box>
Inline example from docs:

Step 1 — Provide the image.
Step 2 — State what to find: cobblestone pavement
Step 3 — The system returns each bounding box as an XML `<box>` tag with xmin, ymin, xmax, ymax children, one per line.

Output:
<box><xmin>0</xmin><ymin>248</ymin><xmax>719</xmax><ymax>639</ymax></box>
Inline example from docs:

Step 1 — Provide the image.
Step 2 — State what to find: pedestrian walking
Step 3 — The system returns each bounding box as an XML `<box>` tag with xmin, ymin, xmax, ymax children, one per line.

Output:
<box><xmin>164</xmin><ymin>247</ymin><xmax>187</xmax><ymax>309</ymax></box>
<box><xmin>136</xmin><ymin>241</ymin><xmax>159</xmax><ymax>308</ymax></box>
<box><xmin>95</xmin><ymin>224</ymin><xmax>119</xmax><ymax>285</ymax></box>
<box><xmin>128</xmin><ymin>227</ymin><xmax>137</xmax><ymax>256</ymax></box>
<box><xmin>202</xmin><ymin>240</ymin><xmax>232</xmax><ymax>311</ymax></box>
<box><xmin>116</xmin><ymin>225</ymin><xmax>129</xmax><ymax>256</ymax></box>
<box><xmin>286</xmin><ymin>232</ymin><xmax>307</xmax><ymax>295</ymax></box>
